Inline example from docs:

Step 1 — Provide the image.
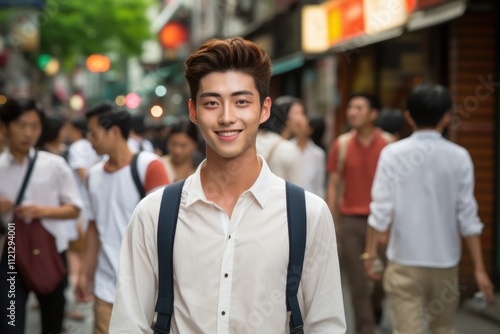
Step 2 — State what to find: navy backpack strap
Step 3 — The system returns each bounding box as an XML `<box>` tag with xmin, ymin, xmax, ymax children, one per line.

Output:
<box><xmin>131</xmin><ymin>152</ymin><xmax>146</xmax><ymax>199</ymax></box>
<box><xmin>153</xmin><ymin>180</ymin><xmax>186</xmax><ymax>334</ymax></box>
<box><xmin>285</xmin><ymin>182</ymin><xmax>307</xmax><ymax>334</ymax></box>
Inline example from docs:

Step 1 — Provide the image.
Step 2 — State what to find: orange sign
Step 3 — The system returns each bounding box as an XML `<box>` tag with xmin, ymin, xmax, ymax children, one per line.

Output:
<box><xmin>86</xmin><ymin>54</ymin><xmax>110</xmax><ymax>73</ymax></box>
<box><xmin>325</xmin><ymin>0</ymin><xmax>364</xmax><ymax>47</ymax></box>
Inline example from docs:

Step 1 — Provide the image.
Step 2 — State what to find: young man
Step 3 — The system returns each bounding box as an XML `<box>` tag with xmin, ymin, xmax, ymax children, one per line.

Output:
<box><xmin>364</xmin><ymin>84</ymin><xmax>494</xmax><ymax>333</ymax></box>
<box><xmin>0</xmin><ymin>98</ymin><xmax>82</xmax><ymax>334</ymax></box>
<box><xmin>110</xmin><ymin>37</ymin><xmax>345</xmax><ymax>333</ymax></box>
<box><xmin>76</xmin><ymin>103</ymin><xmax>170</xmax><ymax>334</ymax></box>
<box><xmin>326</xmin><ymin>93</ymin><xmax>393</xmax><ymax>334</ymax></box>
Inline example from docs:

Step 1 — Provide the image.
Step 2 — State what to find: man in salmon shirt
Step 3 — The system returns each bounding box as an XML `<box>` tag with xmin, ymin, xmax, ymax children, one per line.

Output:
<box><xmin>326</xmin><ymin>93</ymin><xmax>394</xmax><ymax>334</ymax></box>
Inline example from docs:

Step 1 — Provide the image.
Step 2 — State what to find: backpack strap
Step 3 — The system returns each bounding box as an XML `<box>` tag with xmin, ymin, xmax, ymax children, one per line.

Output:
<box><xmin>153</xmin><ymin>180</ymin><xmax>186</xmax><ymax>334</ymax></box>
<box><xmin>337</xmin><ymin>130</ymin><xmax>353</xmax><ymax>177</ymax></box>
<box><xmin>285</xmin><ymin>181</ymin><xmax>307</xmax><ymax>334</ymax></box>
<box><xmin>131</xmin><ymin>152</ymin><xmax>146</xmax><ymax>199</ymax></box>
<box><xmin>380</xmin><ymin>130</ymin><xmax>395</xmax><ymax>144</ymax></box>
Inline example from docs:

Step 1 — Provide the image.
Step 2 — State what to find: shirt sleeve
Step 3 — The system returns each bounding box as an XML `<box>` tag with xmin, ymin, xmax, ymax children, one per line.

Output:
<box><xmin>144</xmin><ymin>159</ymin><xmax>170</xmax><ymax>194</ymax></box>
<box><xmin>109</xmin><ymin>199</ymin><xmax>158</xmax><ymax>333</ymax></box>
<box><xmin>68</xmin><ymin>141</ymin><xmax>89</xmax><ymax>170</ymax></box>
<box><xmin>457</xmin><ymin>152</ymin><xmax>483</xmax><ymax>237</ymax></box>
<box><xmin>368</xmin><ymin>148</ymin><xmax>394</xmax><ymax>232</ymax></box>
<box><xmin>56</xmin><ymin>160</ymin><xmax>83</xmax><ymax>210</ymax></box>
<box><xmin>326</xmin><ymin>139</ymin><xmax>339</xmax><ymax>173</ymax></box>
<box><xmin>300</xmin><ymin>197</ymin><xmax>346</xmax><ymax>333</ymax></box>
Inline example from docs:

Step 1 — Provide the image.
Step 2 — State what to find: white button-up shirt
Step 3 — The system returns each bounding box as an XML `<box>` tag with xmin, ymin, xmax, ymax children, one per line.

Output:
<box><xmin>368</xmin><ymin>130</ymin><xmax>484</xmax><ymax>268</ymax></box>
<box><xmin>110</xmin><ymin>157</ymin><xmax>345</xmax><ymax>333</ymax></box>
<box><xmin>0</xmin><ymin>148</ymin><xmax>83</xmax><ymax>252</ymax></box>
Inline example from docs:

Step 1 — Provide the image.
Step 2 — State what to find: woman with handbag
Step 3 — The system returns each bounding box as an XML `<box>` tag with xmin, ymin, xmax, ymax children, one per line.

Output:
<box><xmin>0</xmin><ymin>98</ymin><xmax>83</xmax><ymax>334</ymax></box>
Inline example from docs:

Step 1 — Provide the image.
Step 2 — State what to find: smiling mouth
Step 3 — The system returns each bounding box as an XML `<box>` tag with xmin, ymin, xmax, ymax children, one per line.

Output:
<box><xmin>215</xmin><ymin>130</ymin><xmax>242</xmax><ymax>137</ymax></box>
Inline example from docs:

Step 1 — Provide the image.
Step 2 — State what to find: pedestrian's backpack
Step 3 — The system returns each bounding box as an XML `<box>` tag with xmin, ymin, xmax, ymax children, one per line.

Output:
<box><xmin>131</xmin><ymin>152</ymin><xmax>146</xmax><ymax>199</ymax></box>
<box><xmin>153</xmin><ymin>180</ymin><xmax>307</xmax><ymax>334</ymax></box>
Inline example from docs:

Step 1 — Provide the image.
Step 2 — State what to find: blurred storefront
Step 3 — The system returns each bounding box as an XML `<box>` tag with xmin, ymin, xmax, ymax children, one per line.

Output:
<box><xmin>300</xmin><ymin>0</ymin><xmax>499</xmax><ymax>295</ymax></box>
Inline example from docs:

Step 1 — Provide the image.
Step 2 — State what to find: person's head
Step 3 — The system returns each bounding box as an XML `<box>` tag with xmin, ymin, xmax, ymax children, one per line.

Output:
<box><xmin>68</xmin><ymin>117</ymin><xmax>87</xmax><ymax>143</ymax></box>
<box><xmin>130</xmin><ymin>114</ymin><xmax>149</xmax><ymax>137</ymax></box>
<box><xmin>346</xmin><ymin>93</ymin><xmax>380</xmax><ymax>130</ymax></box>
<box><xmin>0</xmin><ymin>98</ymin><xmax>45</xmax><ymax>155</ymax></box>
<box><xmin>406</xmin><ymin>84</ymin><xmax>452</xmax><ymax>129</ymax></box>
<box><xmin>261</xmin><ymin>95</ymin><xmax>306</xmax><ymax>138</ymax></box>
<box><xmin>85</xmin><ymin>101</ymin><xmax>131</xmax><ymax>155</ymax></box>
<box><xmin>185</xmin><ymin>37</ymin><xmax>272</xmax><ymax>159</ymax></box>
<box><xmin>167</xmin><ymin>120</ymin><xmax>199</xmax><ymax>165</ymax></box>
<box><xmin>36</xmin><ymin>114</ymin><xmax>66</xmax><ymax>149</ymax></box>
<box><xmin>375</xmin><ymin>108</ymin><xmax>405</xmax><ymax>139</ymax></box>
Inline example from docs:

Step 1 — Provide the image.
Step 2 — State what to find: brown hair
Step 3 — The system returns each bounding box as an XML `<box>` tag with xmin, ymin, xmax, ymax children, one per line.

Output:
<box><xmin>184</xmin><ymin>37</ymin><xmax>272</xmax><ymax>107</ymax></box>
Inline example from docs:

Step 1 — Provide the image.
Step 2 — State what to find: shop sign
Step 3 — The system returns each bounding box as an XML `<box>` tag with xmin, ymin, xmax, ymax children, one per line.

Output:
<box><xmin>301</xmin><ymin>5</ymin><xmax>329</xmax><ymax>53</ymax></box>
<box><xmin>364</xmin><ymin>0</ymin><xmax>408</xmax><ymax>34</ymax></box>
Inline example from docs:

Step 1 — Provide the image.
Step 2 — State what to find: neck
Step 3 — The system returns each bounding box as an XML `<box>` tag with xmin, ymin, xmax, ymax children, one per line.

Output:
<box><xmin>44</xmin><ymin>141</ymin><xmax>61</xmax><ymax>154</ymax></box>
<box><xmin>296</xmin><ymin>136</ymin><xmax>309</xmax><ymax>151</ymax></box>
<box><xmin>356</xmin><ymin>124</ymin><xmax>375</xmax><ymax>138</ymax></box>
<box><xmin>415</xmin><ymin>126</ymin><xmax>438</xmax><ymax>131</ymax></box>
<box><xmin>201</xmin><ymin>146</ymin><xmax>261</xmax><ymax>200</ymax></box>
<box><xmin>10</xmin><ymin>147</ymin><xmax>30</xmax><ymax>164</ymax></box>
<box><xmin>280</xmin><ymin>128</ymin><xmax>293</xmax><ymax>140</ymax></box>
<box><xmin>106</xmin><ymin>141</ymin><xmax>134</xmax><ymax>169</ymax></box>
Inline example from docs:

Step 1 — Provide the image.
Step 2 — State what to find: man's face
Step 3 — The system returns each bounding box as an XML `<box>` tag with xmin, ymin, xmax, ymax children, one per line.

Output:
<box><xmin>86</xmin><ymin>115</ymin><xmax>111</xmax><ymax>155</ymax></box>
<box><xmin>346</xmin><ymin>97</ymin><xmax>377</xmax><ymax>130</ymax></box>
<box><xmin>189</xmin><ymin>71</ymin><xmax>271</xmax><ymax>160</ymax></box>
<box><xmin>5</xmin><ymin>110</ymin><xmax>42</xmax><ymax>154</ymax></box>
<box><xmin>168</xmin><ymin>133</ymin><xmax>197</xmax><ymax>165</ymax></box>
<box><xmin>287</xmin><ymin>103</ymin><xmax>308</xmax><ymax>136</ymax></box>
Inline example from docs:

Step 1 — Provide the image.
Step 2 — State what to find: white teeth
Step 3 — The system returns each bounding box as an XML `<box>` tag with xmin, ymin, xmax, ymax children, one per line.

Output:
<box><xmin>217</xmin><ymin>131</ymin><xmax>240</xmax><ymax>137</ymax></box>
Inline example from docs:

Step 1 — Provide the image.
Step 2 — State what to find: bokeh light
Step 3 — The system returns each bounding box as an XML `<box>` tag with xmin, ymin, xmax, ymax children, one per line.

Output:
<box><xmin>125</xmin><ymin>93</ymin><xmax>141</xmax><ymax>109</ymax></box>
<box><xmin>155</xmin><ymin>85</ymin><xmax>167</xmax><ymax>97</ymax></box>
<box><xmin>115</xmin><ymin>95</ymin><xmax>126</xmax><ymax>106</ymax></box>
<box><xmin>151</xmin><ymin>105</ymin><xmax>163</xmax><ymax>118</ymax></box>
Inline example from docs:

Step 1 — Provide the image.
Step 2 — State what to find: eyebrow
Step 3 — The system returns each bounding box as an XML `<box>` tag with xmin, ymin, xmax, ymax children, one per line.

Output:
<box><xmin>199</xmin><ymin>90</ymin><xmax>254</xmax><ymax>98</ymax></box>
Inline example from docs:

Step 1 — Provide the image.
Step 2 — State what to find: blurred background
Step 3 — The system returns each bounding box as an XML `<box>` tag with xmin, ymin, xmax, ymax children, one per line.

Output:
<box><xmin>0</xmin><ymin>0</ymin><xmax>499</xmax><ymax>331</ymax></box>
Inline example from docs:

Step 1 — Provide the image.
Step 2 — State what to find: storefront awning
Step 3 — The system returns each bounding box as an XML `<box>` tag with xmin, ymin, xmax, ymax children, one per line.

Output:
<box><xmin>272</xmin><ymin>53</ymin><xmax>305</xmax><ymax>76</ymax></box>
<box><xmin>407</xmin><ymin>0</ymin><xmax>467</xmax><ymax>31</ymax></box>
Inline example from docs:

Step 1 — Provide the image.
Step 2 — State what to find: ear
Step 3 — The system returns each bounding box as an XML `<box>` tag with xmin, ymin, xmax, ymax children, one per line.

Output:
<box><xmin>259</xmin><ymin>97</ymin><xmax>271</xmax><ymax>125</ymax></box>
<box><xmin>370</xmin><ymin>109</ymin><xmax>379</xmax><ymax>122</ymax></box>
<box><xmin>404</xmin><ymin>110</ymin><xmax>416</xmax><ymax>130</ymax></box>
<box><xmin>188</xmin><ymin>99</ymin><xmax>198</xmax><ymax>125</ymax></box>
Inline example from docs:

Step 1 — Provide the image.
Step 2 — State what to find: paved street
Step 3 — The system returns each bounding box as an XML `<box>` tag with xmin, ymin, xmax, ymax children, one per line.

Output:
<box><xmin>24</xmin><ymin>276</ymin><xmax>500</xmax><ymax>334</ymax></box>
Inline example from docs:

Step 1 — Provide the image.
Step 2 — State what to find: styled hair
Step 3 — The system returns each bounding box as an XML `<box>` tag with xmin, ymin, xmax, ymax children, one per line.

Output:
<box><xmin>259</xmin><ymin>95</ymin><xmax>302</xmax><ymax>134</ymax></box>
<box><xmin>348</xmin><ymin>93</ymin><xmax>380</xmax><ymax>111</ymax></box>
<box><xmin>407</xmin><ymin>84</ymin><xmax>452</xmax><ymax>127</ymax></box>
<box><xmin>85</xmin><ymin>101</ymin><xmax>131</xmax><ymax>139</ymax></box>
<box><xmin>184</xmin><ymin>37</ymin><xmax>272</xmax><ymax>106</ymax></box>
<box><xmin>37</xmin><ymin>115</ymin><xmax>65</xmax><ymax>147</ymax></box>
<box><xmin>168</xmin><ymin>120</ymin><xmax>199</xmax><ymax>144</ymax></box>
<box><xmin>0</xmin><ymin>98</ymin><xmax>45</xmax><ymax>125</ymax></box>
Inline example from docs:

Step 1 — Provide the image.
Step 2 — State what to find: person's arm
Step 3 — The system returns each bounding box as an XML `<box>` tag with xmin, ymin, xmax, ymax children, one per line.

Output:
<box><xmin>363</xmin><ymin>226</ymin><xmax>383</xmax><ymax>280</ymax></box>
<box><xmin>457</xmin><ymin>152</ymin><xmax>494</xmax><ymax>302</ymax></box>
<box><xmin>325</xmin><ymin>171</ymin><xmax>340</xmax><ymax>217</ymax></box>
<box><xmin>76</xmin><ymin>220</ymin><xmax>100</xmax><ymax>303</ymax></box>
<box><xmin>465</xmin><ymin>235</ymin><xmax>494</xmax><ymax>303</ymax></box>
<box><xmin>75</xmin><ymin>167</ymin><xmax>87</xmax><ymax>183</ymax></box>
<box><xmin>301</xmin><ymin>200</ymin><xmax>346</xmax><ymax>333</ymax></box>
<box><xmin>109</xmin><ymin>199</ymin><xmax>158</xmax><ymax>333</ymax></box>
<box><xmin>15</xmin><ymin>203</ymin><xmax>80</xmax><ymax>220</ymax></box>
<box><xmin>144</xmin><ymin>159</ymin><xmax>170</xmax><ymax>194</ymax></box>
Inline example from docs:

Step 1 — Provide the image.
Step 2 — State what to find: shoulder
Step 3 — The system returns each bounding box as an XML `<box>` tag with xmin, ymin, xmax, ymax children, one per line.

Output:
<box><xmin>37</xmin><ymin>150</ymin><xmax>68</xmax><ymax>167</ymax></box>
<box><xmin>88</xmin><ymin>160</ymin><xmax>106</xmax><ymax>176</ymax></box>
<box><xmin>138</xmin><ymin>151</ymin><xmax>161</xmax><ymax>164</ymax></box>
<box><xmin>378</xmin><ymin>130</ymin><xmax>395</xmax><ymax>144</ymax></box>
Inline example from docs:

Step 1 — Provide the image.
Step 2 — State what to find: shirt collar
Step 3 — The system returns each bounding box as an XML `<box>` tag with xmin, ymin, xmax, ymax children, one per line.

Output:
<box><xmin>6</xmin><ymin>147</ymin><xmax>36</xmax><ymax>164</ymax></box>
<box><xmin>185</xmin><ymin>155</ymin><xmax>271</xmax><ymax>209</ymax></box>
<box><xmin>410</xmin><ymin>129</ymin><xmax>443</xmax><ymax>139</ymax></box>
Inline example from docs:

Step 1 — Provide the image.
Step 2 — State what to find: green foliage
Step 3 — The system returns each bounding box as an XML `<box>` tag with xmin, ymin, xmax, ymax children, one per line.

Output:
<box><xmin>40</xmin><ymin>0</ymin><xmax>152</xmax><ymax>66</ymax></box>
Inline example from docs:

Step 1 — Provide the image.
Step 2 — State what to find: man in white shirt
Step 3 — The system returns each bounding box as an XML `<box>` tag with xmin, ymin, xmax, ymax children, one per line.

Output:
<box><xmin>110</xmin><ymin>37</ymin><xmax>345</xmax><ymax>333</ymax></box>
<box><xmin>364</xmin><ymin>84</ymin><xmax>494</xmax><ymax>334</ymax></box>
<box><xmin>76</xmin><ymin>103</ymin><xmax>170</xmax><ymax>334</ymax></box>
<box><xmin>0</xmin><ymin>98</ymin><xmax>82</xmax><ymax>334</ymax></box>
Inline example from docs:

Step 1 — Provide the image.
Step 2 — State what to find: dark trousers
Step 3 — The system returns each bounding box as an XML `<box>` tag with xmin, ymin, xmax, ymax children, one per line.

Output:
<box><xmin>0</xmin><ymin>244</ymin><xmax>67</xmax><ymax>334</ymax></box>
<box><xmin>338</xmin><ymin>215</ymin><xmax>385</xmax><ymax>334</ymax></box>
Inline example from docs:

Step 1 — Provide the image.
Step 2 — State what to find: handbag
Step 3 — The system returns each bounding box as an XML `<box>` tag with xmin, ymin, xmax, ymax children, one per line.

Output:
<box><xmin>13</xmin><ymin>150</ymin><xmax>67</xmax><ymax>295</ymax></box>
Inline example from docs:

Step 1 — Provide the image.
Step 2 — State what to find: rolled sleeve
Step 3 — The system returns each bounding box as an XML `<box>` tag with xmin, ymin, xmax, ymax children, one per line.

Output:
<box><xmin>301</xmin><ymin>196</ymin><xmax>346</xmax><ymax>333</ymax></box>
<box><xmin>56</xmin><ymin>160</ymin><xmax>83</xmax><ymax>210</ymax></box>
<box><xmin>457</xmin><ymin>153</ymin><xmax>484</xmax><ymax>237</ymax></box>
<box><xmin>368</xmin><ymin>149</ymin><xmax>394</xmax><ymax>232</ymax></box>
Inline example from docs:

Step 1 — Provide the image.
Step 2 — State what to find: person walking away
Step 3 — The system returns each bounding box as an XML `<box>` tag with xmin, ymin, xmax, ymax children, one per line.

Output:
<box><xmin>364</xmin><ymin>84</ymin><xmax>494</xmax><ymax>334</ymax></box>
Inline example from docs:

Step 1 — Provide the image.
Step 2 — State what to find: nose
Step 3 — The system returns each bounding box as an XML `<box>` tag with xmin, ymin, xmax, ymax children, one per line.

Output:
<box><xmin>219</xmin><ymin>104</ymin><xmax>236</xmax><ymax>125</ymax></box>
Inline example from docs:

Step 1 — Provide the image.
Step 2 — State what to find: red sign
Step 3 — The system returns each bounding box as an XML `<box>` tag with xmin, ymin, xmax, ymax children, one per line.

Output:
<box><xmin>325</xmin><ymin>0</ymin><xmax>364</xmax><ymax>46</ymax></box>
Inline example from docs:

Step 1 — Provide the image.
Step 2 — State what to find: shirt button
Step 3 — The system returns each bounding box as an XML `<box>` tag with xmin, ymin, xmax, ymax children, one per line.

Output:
<box><xmin>221</xmin><ymin>311</ymin><xmax>226</xmax><ymax>316</ymax></box>
<box><xmin>224</xmin><ymin>273</ymin><xmax>228</xmax><ymax>278</ymax></box>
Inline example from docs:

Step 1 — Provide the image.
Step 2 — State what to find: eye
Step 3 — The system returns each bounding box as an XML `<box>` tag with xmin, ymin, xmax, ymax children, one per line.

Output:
<box><xmin>203</xmin><ymin>101</ymin><xmax>218</xmax><ymax>107</ymax></box>
<box><xmin>235</xmin><ymin>99</ymin><xmax>249</xmax><ymax>105</ymax></box>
